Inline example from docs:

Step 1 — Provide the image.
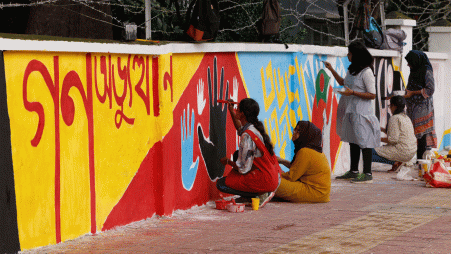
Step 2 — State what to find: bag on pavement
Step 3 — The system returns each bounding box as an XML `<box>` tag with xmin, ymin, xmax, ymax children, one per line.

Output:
<box><xmin>423</xmin><ymin>161</ymin><xmax>451</xmax><ymax>188</ymax></box>
<box><xmin>396</xmin><ymin>164</ymin><xmax>418</xmax><ymax>181</ymax></box>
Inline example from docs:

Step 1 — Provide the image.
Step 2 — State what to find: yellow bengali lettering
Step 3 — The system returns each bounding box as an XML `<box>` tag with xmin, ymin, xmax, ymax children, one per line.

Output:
<box><xmin>276</xmin><ymin>68</ymin><xmax>286</xmax><ymax>109</ymax></box>
<box><xmin>261</xmin><ymin>61</ymin><xmax>275</xmax><ymax>112</ymax></box>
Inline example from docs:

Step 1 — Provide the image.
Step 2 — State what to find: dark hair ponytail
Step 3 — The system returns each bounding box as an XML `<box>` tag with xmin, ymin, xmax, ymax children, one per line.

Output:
<box><xmin>239</xmin><ymin>98</ymin><xmax>275</xmax><ymax>155</ymax></box>
<box><xmin>390</xmin><ymin>95</ymin><xmax>406</xmax><ymax>115</ymax></box>
<box><xmin>250</xmin><ymin>119</ymin><xmax>275</xmax><ymax>156</ymax></box>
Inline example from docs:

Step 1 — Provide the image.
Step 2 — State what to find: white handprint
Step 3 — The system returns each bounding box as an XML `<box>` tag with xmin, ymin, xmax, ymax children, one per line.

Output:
<box><xmin>197</xmin><ymin>79</ymin><xmax>206</xmax><ymax>115</ymax></box>
<box><xmin>231</xmin><ymin>77</ymin><xmax>239</xmax><ymax>108</ymax></box>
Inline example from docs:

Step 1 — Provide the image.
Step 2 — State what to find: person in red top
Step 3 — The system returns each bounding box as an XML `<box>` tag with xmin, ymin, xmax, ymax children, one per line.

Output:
<box><xmin>216</xmin><ymin>98</ymin><xmax>280</xmax><ymax>207</ymax></box>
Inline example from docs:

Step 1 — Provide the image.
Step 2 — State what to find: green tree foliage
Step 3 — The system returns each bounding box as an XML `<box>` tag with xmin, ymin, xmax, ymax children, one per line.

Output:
<box><xmin>110</xmin><ymin>0</ymin><xmax>307</xmax><ymax>43</ymax></box>
<box><xmin>216</xmin><ymin>0</ymin><xmax>263</xmax><ymax>42</ymax></box>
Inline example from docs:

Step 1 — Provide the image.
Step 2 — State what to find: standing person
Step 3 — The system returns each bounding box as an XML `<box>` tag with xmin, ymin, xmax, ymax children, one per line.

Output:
<box><xmin>404</xmin><ymin>50</ymin><xmax>437</xmax><ymax>160</ymax></box>
<box><xmin>216</xmin><ymin>98</ymin><xmax>280</xmax><ymax>208</ymax></box>
<box><xmin>276</xmin><ymin>121</ymin><xmax>331</xmax><ymax>203</ymax></box>
<box><xmin>373</xmin><ymin>96</ymin><xmax>417</xmax><ymax>169</ymax></box>
<box><xmin>324</xmin><ymin>40</ymin><xmax>380</xmax><ymax>183</ymax></box>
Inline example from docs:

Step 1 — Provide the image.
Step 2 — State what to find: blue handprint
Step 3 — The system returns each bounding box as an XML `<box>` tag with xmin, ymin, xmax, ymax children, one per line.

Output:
<box><xmin>181</xmin><ymin>104</ymin><xmax>199</xmax><ymax>191</ymax></box>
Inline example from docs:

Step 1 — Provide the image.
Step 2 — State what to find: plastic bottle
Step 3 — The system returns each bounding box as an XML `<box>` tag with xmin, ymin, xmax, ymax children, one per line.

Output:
<box><xmin>420</xmin><ymin>149</ymin><xmax>435</xmax><ymax>176</ymax></box>
<box><xmin>423</xmin><ymin>148</ymin><xmax>435</xmax><ymax>161</ymax></box>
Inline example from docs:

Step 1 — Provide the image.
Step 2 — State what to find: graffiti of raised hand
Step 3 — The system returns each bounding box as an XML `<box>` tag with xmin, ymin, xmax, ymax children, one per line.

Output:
<box><xmin>230</xmin><ymin>77</ymin><xmax>239</xmax><ymax>107</ymax></box>
<box><xmin>198</xmin><ymin>57</ymin><xmax>230</xmax><ymax>180</ymax></box>
<box><xmin>181</xmin><ymin>104</ymin><xmax>199</xmax><ymax>190</ymax></box>
<box><xmin>197</xmin><ymin>79</ymin><xmax>206</xmax><ymax>115</ymax></box>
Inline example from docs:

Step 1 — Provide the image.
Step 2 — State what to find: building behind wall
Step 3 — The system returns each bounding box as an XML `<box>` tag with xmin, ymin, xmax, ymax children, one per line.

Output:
<box><xmin>281</xmin><ymin>0</ymin><xmax>345</xmax><ymax>46</ymax></box>
<box><xmin>0</xmin><ymin>0</ymin><xmax>114</xmax><ymax>40</ymax></box>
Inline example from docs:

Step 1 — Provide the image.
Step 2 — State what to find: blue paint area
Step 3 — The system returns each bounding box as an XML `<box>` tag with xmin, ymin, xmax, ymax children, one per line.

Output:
<box><xmin>238</xmin><ymin>52</ymin><xmax>295</xmax><ymax>161</ymax></box>
<box><xmin>237</xmin><ymin>52</ymin><xmax>351</xmax><ymax>164</ymax></box>
<box><xmin>181</xmin><ymin>105</ymin><xmax>199</xmax><ymax>191</ymax></box>
<box><xmin>439</xmin><ymin>132</ymin><xmax>451</xmax><ymax>151</ymax></box>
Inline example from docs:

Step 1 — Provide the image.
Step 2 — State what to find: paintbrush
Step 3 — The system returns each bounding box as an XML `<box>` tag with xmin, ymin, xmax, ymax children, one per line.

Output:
<box><xmin>217</xmin><ymin>99</ymin><xmax>239</xmax><ymax>105</ymax></box>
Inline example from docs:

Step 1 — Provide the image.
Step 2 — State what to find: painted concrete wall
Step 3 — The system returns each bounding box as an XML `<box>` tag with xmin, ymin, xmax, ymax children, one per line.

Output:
<box><xmin>0</xmin><ymin>39</ymin><xmax>449</xmax><ymax>252</ymax></box>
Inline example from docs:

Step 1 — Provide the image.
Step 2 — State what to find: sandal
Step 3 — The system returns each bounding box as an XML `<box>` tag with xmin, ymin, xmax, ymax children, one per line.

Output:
<box><xmin>388</xmin><ymin>162</ymin><xmax>402</xmax><ymax>172</ymax></box>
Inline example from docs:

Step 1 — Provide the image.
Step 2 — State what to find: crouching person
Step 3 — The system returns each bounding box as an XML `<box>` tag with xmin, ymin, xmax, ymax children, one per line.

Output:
<box><xmin>276</xmin><ymin>121</ymin><xmax>331</xmax><ymax>203</ymax></box>
<box><xmin>216</xmin><ymin>98</ymin><xmax>280</xmax><ymax>208</ymax></box>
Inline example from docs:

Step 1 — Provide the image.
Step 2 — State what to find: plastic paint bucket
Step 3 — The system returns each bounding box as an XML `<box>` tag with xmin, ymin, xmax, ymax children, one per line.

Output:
<box><xmin>215</xmin><ymin>199</ymin><xmax>233</xmax><ymax>210</ymax></box>
<box><xmin>226</xmin><ymin>203</ymin><xmax>245</xmax><ymax>213</ymax></box>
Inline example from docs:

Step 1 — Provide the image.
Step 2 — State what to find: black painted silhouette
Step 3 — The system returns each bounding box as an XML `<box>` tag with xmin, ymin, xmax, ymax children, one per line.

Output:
<box><xmin>198</xmin><ymin>57</ymin><xmax>229</xmax><ymax>180</ymax></box>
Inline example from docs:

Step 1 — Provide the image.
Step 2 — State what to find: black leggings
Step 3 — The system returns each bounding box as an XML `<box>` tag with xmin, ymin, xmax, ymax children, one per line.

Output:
<box><xmin>350</xmin><ymin>143</ymin><xmax>372</xmax><ymax>174</ymax></box>
<box><xmin>417</xmin><ymin>135</ymin><xmax>428</xmax><ymax>160</ymax></box>
<box><xmin>216</xmin><ymin>178</ymin><xmax>259</xmax><ymax>198</ymax></box>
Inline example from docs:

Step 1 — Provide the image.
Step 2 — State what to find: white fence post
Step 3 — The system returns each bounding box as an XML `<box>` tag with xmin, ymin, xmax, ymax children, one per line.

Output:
<box><xmin>384</xmin><ymin>19</ymin><xmax>416</xmax><ymax>81</ymax></box>
<box><xmin>145</xmin><ymin>0</ymin><xmax>152</xmax><ymax>40</ymax></box>
<box><xmin>426</xmin><ymin>26</ymin><xmax>451</xmax><ymax>150</ymax></box>
<box><xmin>343</xmin><ymin>0</ymin><xmax>352</xmax><ymax>46</ymax></box>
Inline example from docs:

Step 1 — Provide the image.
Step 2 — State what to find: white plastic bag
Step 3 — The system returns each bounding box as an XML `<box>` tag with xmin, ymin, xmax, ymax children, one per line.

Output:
<box><xmin>396</xmin><ymin>164</ymin><xmax>418</xmax><ymax>181</ymax></box>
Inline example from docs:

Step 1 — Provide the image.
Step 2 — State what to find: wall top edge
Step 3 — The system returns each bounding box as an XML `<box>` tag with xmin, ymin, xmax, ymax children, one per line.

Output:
<box><xmin>0</xmin><ymin>37</ymin><xmax>400</xmax><ymax>57</ymax></box>
<box><xmin>425</xmin><ymin>52</ymin><xmax>448</xmax><ymax>60</ymax></box>
<box><xmin>426</xmin><ymin>26</ymin><xmax>451</xmax><ymax>33</ymax></box>
<box><xmin>385</xmin><ymin>19</ymin><xmax>417</xmax><ymax>27</ymax></box>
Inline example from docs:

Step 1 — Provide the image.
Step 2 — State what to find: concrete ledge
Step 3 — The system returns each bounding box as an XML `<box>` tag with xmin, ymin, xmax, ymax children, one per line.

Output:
<box><xmin>0</xmin><ymin>37</ymin><xmax>401</xmax><ymax>58</ymax></box>
<box><xmin>425</xmin><ymin>52</ymin><xmax>448</xmax><ymax>60</ymax></box>
<box><xmin>385</xmin><ymin>19</ymin><xmax>416</xmax><ymax>27</ymax></box>
<box><xmin>426</xmin><ymin>26</ymin><xmax>451</xmax><ymax>33</ymax></box>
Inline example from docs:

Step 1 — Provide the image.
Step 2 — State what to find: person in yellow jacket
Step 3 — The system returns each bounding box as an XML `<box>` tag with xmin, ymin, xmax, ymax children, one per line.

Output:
<box><xmin>276</xmin><ymin>121</ymin><xmax>331</xmax><ymax>203</ymax></box>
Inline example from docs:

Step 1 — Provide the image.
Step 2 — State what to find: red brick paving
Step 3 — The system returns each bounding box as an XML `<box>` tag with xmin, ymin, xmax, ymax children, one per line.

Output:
<box><xmin>22</xmin><ymin>164</ymin><xmax>451</xmax><ymax>254</ymax></box>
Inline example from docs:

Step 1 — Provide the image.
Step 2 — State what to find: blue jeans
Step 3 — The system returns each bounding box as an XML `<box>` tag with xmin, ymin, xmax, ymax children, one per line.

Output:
<box><xmin>372</xmin><ymin>148</ymin><xmax>395</xmax><ymax>165</ymax></box>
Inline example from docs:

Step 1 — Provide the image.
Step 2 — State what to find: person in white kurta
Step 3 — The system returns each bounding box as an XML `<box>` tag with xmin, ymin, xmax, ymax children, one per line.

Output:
<box><xmin>324</xmin><ymin>41</ymin><xmax>380</xmax><ymax>183</ymax></box>
<box><xmin>373</xmin><ymin>96</ymin><xmax>417</xmax><ymax>165</ymax></box>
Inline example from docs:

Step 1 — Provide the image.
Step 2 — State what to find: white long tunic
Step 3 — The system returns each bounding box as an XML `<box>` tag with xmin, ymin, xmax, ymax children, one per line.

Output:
<box><xmin>336</xmin><ymin>67</ymin><xmax>381</xmax><ymax>148</ymax></box>
<box><xmin>375</xmin><ymin>113</ymin><xmax>417</xmax><ymax>162</ymax></box>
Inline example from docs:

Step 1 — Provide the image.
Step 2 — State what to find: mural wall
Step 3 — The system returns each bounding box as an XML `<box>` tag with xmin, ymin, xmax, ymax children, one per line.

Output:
<box><xmin>1</xmin><ymin>48</ymin><xmax>448</xmax><ymax>252</ymax></box>
<box><xmin>429</xmin><ymin>59</ymin><xmax>451</xmax><ymax>151</ymax></box>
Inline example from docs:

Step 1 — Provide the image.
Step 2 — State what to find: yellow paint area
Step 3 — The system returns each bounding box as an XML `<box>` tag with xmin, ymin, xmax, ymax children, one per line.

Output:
<box><xmin>276</xmin><ymin>68</ymin><xmax>287</xmax><ymax>109</ymax></box>
<box><xmin>6</xmin><ymin>52</ymin><xmax>62</xmax><ymax>249</ymax></box>
<box><xmin>261</xmin><ymin>61</ymin><xmax>276</xmax><ymax>112</ymax></box>
<box><xmin>391</xmin><ymin>58</ymin><xmax>406</xmax><ymax>88</ymax></box>
<box><xmin>4</xmin><ymin>51</ymin><xmax>203</xmax><ymax>250</ymax></box>
<box><xmin>171</xmin><ymin>53</ymin><xmax>205</xmax><ymax>107</ymax></box>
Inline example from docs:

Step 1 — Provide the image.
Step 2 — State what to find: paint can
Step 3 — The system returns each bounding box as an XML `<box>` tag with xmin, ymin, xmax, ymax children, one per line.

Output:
<box><xmin>226</xmin><ymin>203</ymin><xmax>245</xmax><ymax>213</ymax></box>
<box><xmin>215</xmin><ymin>198</ymin><xmax>233</xmax><ymax>210</ymax></box>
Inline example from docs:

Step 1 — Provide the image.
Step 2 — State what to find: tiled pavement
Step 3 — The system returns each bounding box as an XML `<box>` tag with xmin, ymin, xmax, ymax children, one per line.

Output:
<box><xmin>22</xmin><ymin>163</ymin><xmax>451</xmax><ymax>253</ymax></box>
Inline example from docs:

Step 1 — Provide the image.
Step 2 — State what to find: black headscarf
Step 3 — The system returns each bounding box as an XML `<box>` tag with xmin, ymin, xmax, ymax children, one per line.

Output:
<box><xmin>348</xmin><ymin>40</ymin><xmax>374</xmax><ymax>75</ymax></box>
<box><xmin>292</xmin><ymin>121</ymin><xmax>323</xmax><ymax>163</ymax></box>
<box><xmin>405</xmin><ymin>50</ymin><xmax>433</xmax><ymax>91</ymax></box>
